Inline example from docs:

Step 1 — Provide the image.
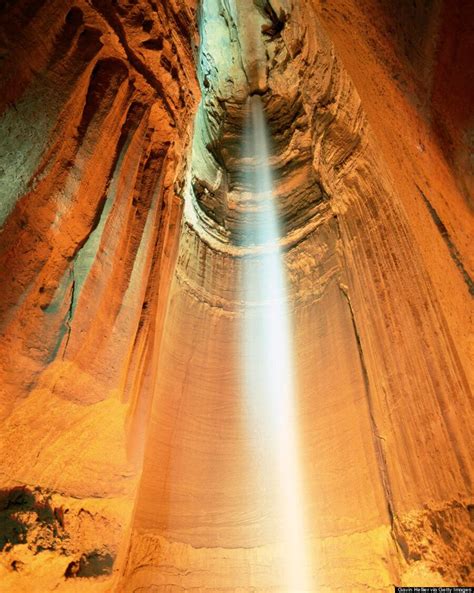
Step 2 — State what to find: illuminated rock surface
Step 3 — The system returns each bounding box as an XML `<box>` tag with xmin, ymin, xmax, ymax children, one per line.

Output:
<box><xmin>0</xmin><ymin>0</ymin><xmax>472</xmax><ymax>592</ymax></box>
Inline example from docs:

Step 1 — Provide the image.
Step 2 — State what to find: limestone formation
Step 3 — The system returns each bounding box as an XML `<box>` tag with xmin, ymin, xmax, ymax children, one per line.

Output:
<box><xmin>0</xmin><ymin>0</ymin><xmax>472</xmax><ymax>592</ymax></box>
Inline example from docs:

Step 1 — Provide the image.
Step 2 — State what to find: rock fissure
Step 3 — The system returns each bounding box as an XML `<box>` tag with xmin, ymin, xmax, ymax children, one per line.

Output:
<box><xmin>416</xmin><ymin>184</ymin><xmax>474</xmax><ymax>295</ymax></box>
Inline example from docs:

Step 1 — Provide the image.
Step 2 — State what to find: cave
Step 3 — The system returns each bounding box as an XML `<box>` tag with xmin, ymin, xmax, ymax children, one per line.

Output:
<box><xmin>0</xmin><ymin>0</ymin><xmax>472</xmax><ymax>591</ymax></box>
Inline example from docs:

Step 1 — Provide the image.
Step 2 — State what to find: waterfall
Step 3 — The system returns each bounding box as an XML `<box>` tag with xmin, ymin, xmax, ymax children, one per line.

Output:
<box><xmin>242</xmin><ymin>95</ymin><xmax>312</xmax><ymax>591</ymax></box>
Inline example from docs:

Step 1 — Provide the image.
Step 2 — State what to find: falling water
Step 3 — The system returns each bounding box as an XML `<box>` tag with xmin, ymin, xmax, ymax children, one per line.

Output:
<box><xmin>242</xmin><ymin>95</ymin><xmax>312</xmax><ymax>591</ymax></box>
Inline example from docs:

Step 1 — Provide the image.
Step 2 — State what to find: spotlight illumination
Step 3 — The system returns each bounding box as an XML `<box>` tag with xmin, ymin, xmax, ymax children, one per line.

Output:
<box><xmin>242</xmin><ymin>95</ymin><xmax>312</xmax><ymax>591</ymax></box>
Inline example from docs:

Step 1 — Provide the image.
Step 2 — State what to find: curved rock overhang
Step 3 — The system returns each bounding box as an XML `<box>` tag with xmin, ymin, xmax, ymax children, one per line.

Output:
<box><xmin>186</xmin><ymin>0</ymin><xmax>326</xmax><ymax>249</ymax></box>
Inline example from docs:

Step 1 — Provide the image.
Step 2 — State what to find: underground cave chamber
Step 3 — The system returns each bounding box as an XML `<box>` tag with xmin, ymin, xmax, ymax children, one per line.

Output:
<box><xmin>0</xmin><ymin>0</ymin><xmax>472</xmax><ymax>591</ymax></box>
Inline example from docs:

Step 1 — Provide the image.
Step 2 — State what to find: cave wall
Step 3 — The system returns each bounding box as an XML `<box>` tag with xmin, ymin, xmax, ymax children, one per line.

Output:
<box><xmin>0</xmin><ymin>0</ymin><xmax>472</xmax><ymax>592</ymax></box>
<box><xmin>0</xmin><ymin>1</ymin><xmax>199</xmax><ymax>590</ymax></box>
<box><xmin>118</xmin><ymin>0</ymin><xmax>473</xmax><ymax>590</ymax></box>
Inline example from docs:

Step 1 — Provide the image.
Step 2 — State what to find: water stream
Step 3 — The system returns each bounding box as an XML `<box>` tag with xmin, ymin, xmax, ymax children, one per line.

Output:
<box><xmin>242</xmin><ymin>95</ymin><xmax>312</xmax><ymax>591</ymax></box>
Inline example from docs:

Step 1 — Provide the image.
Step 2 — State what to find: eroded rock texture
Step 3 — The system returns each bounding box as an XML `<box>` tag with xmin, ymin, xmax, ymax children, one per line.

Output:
<box><xmin>0</xmin><ymin>0</ymin><xmax>199</xmax><ymax>590</ymax></box>
<box><xmin>0</xmin><ymin>0</ymin><xmax>472</xmax><ymax>592</ymax></box>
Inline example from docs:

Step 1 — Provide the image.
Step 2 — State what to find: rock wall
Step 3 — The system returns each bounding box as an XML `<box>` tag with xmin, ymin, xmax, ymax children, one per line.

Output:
<box><xmin>119</xmin><ymin>0</ymin><xmax>473</xmax><ymax>590</ymax></box>
<box><xmin>0</xmin><ymin>0</ymin><xmax>472</xmax><ymax>592</ymax></box>
<box><xmin>0</xmin><ymin>1</ymin><xmax>199</xmax><ymax>590</ymax></box>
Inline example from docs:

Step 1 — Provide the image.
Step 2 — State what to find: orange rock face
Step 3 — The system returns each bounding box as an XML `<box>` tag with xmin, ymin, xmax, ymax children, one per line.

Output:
<box><xmin>0</xmin><ymin>0</ymin><xmax>199</xmax><ymax>590</ymax></box>
<box><xmin>0</xmin><ymin>1</ymin><xmax>472</xmax><ymax>592</ymax></box>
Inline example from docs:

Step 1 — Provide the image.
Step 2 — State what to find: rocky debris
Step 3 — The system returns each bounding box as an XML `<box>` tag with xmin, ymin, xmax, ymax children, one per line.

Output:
<box><xmin>0</xmin><ymin>487</ymin><xmax>65</xmax><ymax>552</ymax></box>
<box><xmin>0</xmin><ymin>485</ymin><xmax>119</xmax><ymax>588</ymax></box>
<box><xmin>65</xmin><ymin>550</ymin><xmax>115</xmax><ymax>578</ymax></box>
<box><xmin>394</xmin><ymin>500</ymin><xmax>474</xmax><ymax>585</ymax></box>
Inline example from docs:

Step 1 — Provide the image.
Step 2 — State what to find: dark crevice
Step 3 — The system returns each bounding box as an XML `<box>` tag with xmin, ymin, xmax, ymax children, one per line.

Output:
<box><xmin>76</xmin><ymin>57</ymin><xmax>129</xmax><ymax>145</ymax></box>
<box><xmin>416</xmin><ymin>185</ymin><xmax>473</xmax><ymax>295</ymax></box>
<box><xmin>90</xmin><ymin>0</ymin><xmax>177</xmax><ymax>122</ymax></box>
<box><xmin>46</xmin><ymin>7</ymin><xmax>85</xmax><ymax>67</ymax></box>
<box><xmin>141</xmin><ymin>36</ymin><xmax>164</xmax><ymax>51</ymax></box>
<box><xmin>61</xmin><ymin>267</ymin><xmax>75</xmax><ymax>359</ymax></box>
<box><xmin>333</xmin><ymin>213</ymin><xmax>405</xmax><ymax>569</ymax></box>
<box><xmin>256</xmin><ymin>0</ymin><xmax>288</xmax><ymax>39</ymax></box>
<box><xmin>338</xmin><ymin>285</ymin><xmax>395</xmax><ymax>514</ymax></box>
<box><xmin>338</xmin><ymin>281</ymin><xmax>410</xmax><ymax>567</ymax></box>
<box><xmin>72</xmin><ymin>27</ymin><xmax>104</xmax><ymax>65</ymax></box>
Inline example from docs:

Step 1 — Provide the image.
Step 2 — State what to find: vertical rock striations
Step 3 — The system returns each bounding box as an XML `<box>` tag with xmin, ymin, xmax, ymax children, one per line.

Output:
<box><xmin>120</xmin><ymin>0</ymin><xmax>473</xmax><ymax>590</ymax></box>
<box><xmin>0</xmin><ymin>0</ymin><xmax>199</xmax><ymax>590</ymax></box>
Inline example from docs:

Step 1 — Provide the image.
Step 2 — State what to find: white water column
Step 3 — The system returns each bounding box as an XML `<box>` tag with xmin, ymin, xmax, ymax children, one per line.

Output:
<box><xmin>241</xmin><ymin>95</ymin><xmax>313</xmax><ymax>591</ymax></box>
